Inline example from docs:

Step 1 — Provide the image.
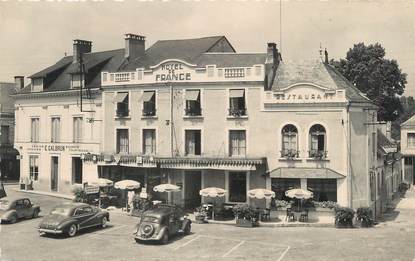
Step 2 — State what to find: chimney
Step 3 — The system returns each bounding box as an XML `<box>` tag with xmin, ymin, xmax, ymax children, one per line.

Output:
<box><xmin>264</xmin><ymin>42</ymin><xmax>280</xmax><ymax>90</ymax></box>
<box><xmin>125</xmin><ymin>34</ymin><xmax>145</xmax><ymax>60</ymax></box>
<box><xmin>73</xmin><ymin>39</ymin><xmax>92</xmax><ymax>63</ymax></box>
<box><xmin>14</xmin><ymin>76</ymin><xmax>24</xmax><ymax>90</ymax></box>
<box><xmin>324</xmin><ymin>48</ymin><xmax>329</xmax><ymax>64</ymax></box>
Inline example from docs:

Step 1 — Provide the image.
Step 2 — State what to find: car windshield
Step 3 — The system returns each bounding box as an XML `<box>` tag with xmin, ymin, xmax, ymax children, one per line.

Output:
<box><xmin>50</xmin><ymin>207</ymin><xmax>72</xmax><ymax>216</ymax></box>
<box><xmin>0</xmin><ymin>200</ymin><xmax>10</xmax><ymax>210</ymax></box>
<box><xmin>142</xmin><ymin>216</ymin><xmax>160</xmax><ymax>223</ymax></box>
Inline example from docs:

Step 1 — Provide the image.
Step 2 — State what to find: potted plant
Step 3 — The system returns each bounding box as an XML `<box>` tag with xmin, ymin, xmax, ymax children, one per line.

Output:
<box><xmin>334</xmin><ymin>207</ymin><xmax>355</xmax><ymax>228</ymax></box>
<box><xmin>356</xmin><ymin>207</ymin><xmax>374</xmax><ymax>228</ymax></box>
<box><xmin>232</xmin><ymin>204</ymin><xmax>259</xmax><ymax>228</ymax></box>
<box><xmin>194</xmin><ymin>206</ymin><xmax>208</xmax><ymax>224</ymax></box>
<box><xmin>71</xmin><ymin>184</ymin><xmax>87</xmax><ymax>203</ymax></box>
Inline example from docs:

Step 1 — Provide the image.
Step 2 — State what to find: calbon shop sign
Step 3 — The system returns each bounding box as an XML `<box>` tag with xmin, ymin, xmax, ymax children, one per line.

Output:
<box><xmin>153</xmin><ymin>60</ymin><xmax>194</xmax><ymax>82</ymax></box>
<box><xmin>27</xmin><ymin>144</ymin><xmax>90</xmax><ymax>153</ymax></box>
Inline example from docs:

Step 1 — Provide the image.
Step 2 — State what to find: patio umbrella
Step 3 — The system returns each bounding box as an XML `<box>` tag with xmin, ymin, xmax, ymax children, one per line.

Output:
<box><xmin>153</xmin><ymin>184</ymin><xmax>181</xmax><ymax>204</ymax></box>
<box><xmin>199</xmin><ymin>187</ymin><xmax>226</xmax><ymax>197</ymax></box>
<box><xmin>285</xmin><ymin>188</ymin><xmax>313</xmax><ymax>212</ymax></box>
<box><xmin>285</xmin><ymin>188</ymin><xmax>313</xmax><ymax>199</ymax></box>
<box><xmin>88</xmin><ymin>178</ymin><xmax>113</xmax><ymax>187</ymax></box>
<box><xmin>114</xmin><ymin>180</ymin><xmax>141</xmax><ymax>211</ymax></box>
<box><xmin>114</xmin><ymin>180</ymin><xmax>141</xmax><ymax>190</ymax></box>
<box><xmin>199</xmin><ymin>187</ymin><xmax>226</xmax><ymax>220</ymax></box>
<box><xmin>153</xmin><ymin>184</ymin><xmax>181</xmax><ymax>193</ymax></box>
<box><xmin>247</xmin><ymin>189</ymin><xmax>275</xmax><ymax>199</ymax></box>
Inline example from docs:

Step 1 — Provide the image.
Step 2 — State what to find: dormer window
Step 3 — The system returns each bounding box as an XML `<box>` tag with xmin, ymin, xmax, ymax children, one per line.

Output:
<box><xmin>31</xmin><ymin>78</ymin><xmax>43</xmax><ymax>92</ymax></box>
<box><xmin>70</xmin><ymin>73</ymin><xmax>84</xmax><ymax>89</ymax></box>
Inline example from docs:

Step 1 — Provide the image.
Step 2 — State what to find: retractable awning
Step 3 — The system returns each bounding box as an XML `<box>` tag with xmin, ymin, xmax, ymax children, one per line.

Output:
<box><xmin>269</xmin><ymin>167</ymin><xmax>345</xmax><ymax>179</ymax></box>
<box><xmin>229</xmin><ymin>89</ymin><xmax>245</xmax><ymax>98</ymax></box>
<box><xmin>185</xmin><ymin>90</ymin><xmax>200</xmax><ymax>101</ymax></box>
<box><xmin>142</xmin><ymin>91</ymin><xmax>155</xmax><ymax>102</ymax></box>
<box><xmin>113</xmin><ymin>92</ymin><xmax>128</xmax><ymax>103</ymax></box>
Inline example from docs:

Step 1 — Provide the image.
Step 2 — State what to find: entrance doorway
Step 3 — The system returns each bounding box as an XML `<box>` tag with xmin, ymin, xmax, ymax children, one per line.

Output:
<box><xmin>51</xmin><ymin>156</ymin><xmax>59</xmax><ymax>191</ymax></box>
<box><xmin>72</xmin><ymin>157</ymin><xmax>83</xmax><ymax>184</ymax></box>
<box><xmin>184</xmin><ymin>171</ymin><xmax>201</xmax><ymax>209</ymax></box>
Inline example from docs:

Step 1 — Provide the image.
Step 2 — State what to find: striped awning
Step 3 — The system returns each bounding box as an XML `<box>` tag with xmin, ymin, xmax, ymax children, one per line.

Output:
<box><xmin>156</xmin><ymin>157</ymin><xmax>265</xmax><ymax>171</ymax></box>
<box><xmin>269</xmin><ymin>167</ymin><xmax>345</xmax><ymax>179</ymax></box>
<box><xmin>185</xmin><ymin>90</ymin><xmax>200</xmax><ymax>101</ymax></box>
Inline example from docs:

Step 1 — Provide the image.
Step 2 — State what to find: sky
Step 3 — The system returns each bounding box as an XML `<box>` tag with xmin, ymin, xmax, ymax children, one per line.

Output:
<box><xmin>1</xmin><ymin>1</ymin><xmax>415</xmax><ymax>95</ymax></box>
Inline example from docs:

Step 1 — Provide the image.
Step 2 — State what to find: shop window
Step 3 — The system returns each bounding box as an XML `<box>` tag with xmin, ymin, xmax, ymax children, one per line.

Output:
<box><xmin>229</xmin><ymin>130</ymin><xmax>246</xmax><ymax>157</ymax></box>
<box><xmin>73</xmin><ymin>117</ymin><xmax>83</xmax><ymax>143</ymax></box>
<box><xmin>72</xmin><ymin>157</ymin><xmax>83</xmax><ymax>184</ymax></box>
<box><xmin>29</xmin><ymin>155</ymin><xmax>39</xmax><ymax>181</ymax></box>
<box><xmin>114</xmin><ymin>92</ymin><xmax>129</xmax><ymax>117</ymax></box>
<box><xmin>408</xmin><ymin>133</ymin><xmax>415</xmax><ymax>147</ymax></box>
<box><xmin>271</xmin><ymin>178</ymin><xmax>301</xmax><ymax>200</ymax></box>
<box><xmin>143</xmin><ymin>129</ymin><xmax>156</xmax><ymax>155</ymax></box>
<box><xmin>307</xmin><ymin>179</ymin><xmax>337</xmax><ymax>202</ymax></box>
<box><xmin>281</xmin><ymin>124</ymin><xmax>298</xmax><ymax>158</ymax></box>
<box><xmin>51</xmin><ymin>117</ymin><xmax>61</xmax><ymax>143</ymax></box>
<box><xmin>229</xmin><ymin>89</ymin><xmax>246</xmax><ymax>116</ymax></box>
<box><xmin>31</xmin><ymin>118</ymin><xmax>40</xmax><ymax>142</ymax></box>
<box><xmin>309</xmin><ymin>124</ymin><xmax>327</xmax><ymax>159</ymax></box>
<box><xmin>228</xmin><ymin>172</ymin><xmax>247</xmax><ymax>202</ymax></box>
<box><xmin>1</xmin><ymin>125</ymin><xmax>10</xmax><ymax>145</ymax></box>
<box><xmin>116</xmin><ymin>129</ymin><xmax>129</xmax><ymax>154</ymax></box>
<box><xmin>185</xmin><ymin>130</ymin><xmax>201</xmax><ymax>156</ymax></box>
<box><xmin>142</xmin><ymin>91</ymin><xmax>156</xmax><ymax>116</ymax></box>
<box><xmin>185</xmin><ymin>90</ymin><xmax>201</xmax><ymax>116</ymax></box>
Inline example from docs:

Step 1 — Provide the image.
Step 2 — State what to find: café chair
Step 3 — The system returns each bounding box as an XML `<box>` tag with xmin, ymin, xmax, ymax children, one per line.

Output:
<box><xmin>285</xmin><ymin>208</ymin><xmax>295</xmax><ymax>221</ymax></box>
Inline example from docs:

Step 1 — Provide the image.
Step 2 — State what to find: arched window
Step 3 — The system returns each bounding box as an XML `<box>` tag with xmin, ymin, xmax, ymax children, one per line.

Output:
<box><xmin>309</xmin><ymin>124</ymin><xmax>326</xmax><ymax>158</ymax></box>
<box><xmin>281</xmin><ymin>124</ymin><xmax>298</xmax><ymax>158</ymax></box>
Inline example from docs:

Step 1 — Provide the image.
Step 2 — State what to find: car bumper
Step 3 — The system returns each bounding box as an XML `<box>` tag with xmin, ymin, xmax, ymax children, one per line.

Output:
<box><xmin>38</xmin><ymin>228</ymin><xmax>64</xmax><ymax>234</ymax></box>
<box><xmin>134</xmin><ymin>232</ymin><xmax>163</xmax><ymax>241</ymax></box>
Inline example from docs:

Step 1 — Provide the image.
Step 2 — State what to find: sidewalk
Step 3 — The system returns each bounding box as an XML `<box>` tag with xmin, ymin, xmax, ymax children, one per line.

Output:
<box><xmin>377</xmin><ymin>187</ymin><xmax>415</xmax><ymax>228</ymax></box>
<box><xmin>12</xmin><ymin>187</ymin><xmax>74</xmax><ymax>200</ymax></box>
<box><xmin>187</xmin><ymin>213</ymin><xmax>334</xmax><ymax>228</ymax></box>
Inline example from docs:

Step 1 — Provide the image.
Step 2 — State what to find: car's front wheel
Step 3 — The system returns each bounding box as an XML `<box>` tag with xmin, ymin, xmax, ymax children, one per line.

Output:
<box><xmin>67</xmin><ymin>224</ymin><xmax>77</xmax><ymax>237</ymax></box>
<box><xmin>160</xmin><ymin>231</ymin><xmax>169</xmax><ymax>245</ymax></box>
<box><xmin>184</xmin><ymin>223</ymin><xmax>191</xmax><ymax>235</ymax></box>
<box><xmin>32</xmin><ymin>209</ymin><xmax>39</xmax><ymax>219</ymax></box>
<box><xmin>101</xmin><ymin>216</ymin><xmax>108</xmax><ymax>228</ymax></box>
<box><xmin>9</xmin><ymin>214</ymin><xmax>17</xmax><ymax>224</ymax></box>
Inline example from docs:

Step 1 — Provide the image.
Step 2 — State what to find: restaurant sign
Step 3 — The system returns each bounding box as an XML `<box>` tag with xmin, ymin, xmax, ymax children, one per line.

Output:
<box><xmin>153</xmin><ymin>61</ymin><xmax>194</xmax><ymax>83</ymax></box>
<box><xmin>272</xmin><ymin>85</ymin><xmax>345</xmax><ymax>104</ymax></box>
<box><xmin>27</xmin><ymin>144</ymin><xmax>90</xmax><ymax>153</ymax></box>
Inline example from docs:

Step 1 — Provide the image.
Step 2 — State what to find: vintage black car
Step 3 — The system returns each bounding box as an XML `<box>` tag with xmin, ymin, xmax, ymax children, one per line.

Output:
<box><xmin>134</xmin><ymin>204</ymin><xmax>191</xmax><ymax>244</ymax></box>
<box><xmin>0</xmin><ymin>197</ymin><xmax>41</xmax><ymax>223</ymax></box>
<box><xmin>38</xmin><ymin>202</ymin><xmax>109</xmax><ymax>237</ymax></box>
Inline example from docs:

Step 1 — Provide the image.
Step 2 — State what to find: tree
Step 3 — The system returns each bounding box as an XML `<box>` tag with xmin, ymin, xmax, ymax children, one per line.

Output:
<box><xmin>391</xmin><ymin>96</ymin><xmax>415</xmax><ymax>139</ymax></box>
<box><xmin>330</xmin><ymin>43</ymin><xmax>407</xmax><ymax>122</ymax></box>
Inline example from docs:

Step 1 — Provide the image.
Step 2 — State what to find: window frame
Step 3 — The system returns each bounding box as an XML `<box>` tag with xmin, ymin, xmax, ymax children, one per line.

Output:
<box><xmin>228</xmin><ymin>89</ymin><xmax>247</xmax><ymax>117</ymax></box>
<box><xmin>30</xmin><ymin>117</ymin><xmax>40</xmax><ymax>143</ymax></box>
<box><xmin>184</xmin><ymin>129</ymin><xmax>202</xmax><ymax>156</ymax></box>
<box><xmin>142</xmin><ymin>90</ymin><xmax>157</xmax><ymax>117</ymax></box>
<box><xmin>29</xmin><ymin>155</ymin><xmax>39</xmax><ymax>181</ymax></box>
<box><xmin>73</xmin><ymin>116</ymin><xmax>83</xmax><ymax>143</ymax></box>
<box><xmin>51</xmin><ymin>117</ymin><xmax>61</xmax><ymax>143</ymax></box>
<box><xmin>281</xmin><ymin>124</ymin><xmax>299</xmax><ymax>158</ymax></box>
<box><xmin>228</xmin><ymin>129</ymin><xmax>247</xmax><ymax>157</ymax></box>
<box><xmin>115</xmin><ymin>91</ymin><xmax>130</xmax><ymax>118</ymax></box>
<box><xmin>142</xmin><ymin>129</ymin><xmax>157</xmax><ymax>155</ymax></box>
<box><xmin>308</xmin><ymin>124</ymin><xmax>327</xmax><ymax>159</ymax></box>
<box><xmin>116</xmin><ymin>128</ymin><xmax>129</xmax><ymax>154</ymax></box>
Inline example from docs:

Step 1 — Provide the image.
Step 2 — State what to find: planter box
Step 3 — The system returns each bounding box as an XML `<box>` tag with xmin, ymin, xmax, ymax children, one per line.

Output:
<box><xmin>236</xmin><ymin>218</ymin><xmax>258</xmax><ymax>228</ymax></box>
<box><xmin>273</xmin><ymin>208</ymin><xmax>335</xmax><ymax>223</ymax></box>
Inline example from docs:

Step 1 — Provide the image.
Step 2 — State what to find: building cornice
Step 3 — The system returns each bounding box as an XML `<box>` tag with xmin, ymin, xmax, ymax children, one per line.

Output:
<box><xmin>12</xmin><ymin>88</ymin><xmax>101</xmax><ymax>100</ymax></box>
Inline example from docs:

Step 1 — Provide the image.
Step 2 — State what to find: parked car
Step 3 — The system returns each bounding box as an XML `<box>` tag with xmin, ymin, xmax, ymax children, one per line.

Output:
<box><xmin>134</xmin><ymin>204</ymin><xmax>191</xmax><ymax>244</ymax></box>
<box><xmin>38</xmin><ymin>202</ymin><xmax>109</xmax><ymax>237</ymax></box>
<box><xmin>0</xmin><ymin>197</ymin><xmax>41</xmax><ymax>223</ymax></box>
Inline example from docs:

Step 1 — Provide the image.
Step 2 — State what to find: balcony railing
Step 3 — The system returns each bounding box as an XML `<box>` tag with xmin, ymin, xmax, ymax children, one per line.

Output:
<box><xmin>185</xmin><ymin>107</ymin><xmax>202</xmax><ymax>116</ymax></box>
<box><xmin>116</xmin><ymin>109</ymin><xmax>129</xmax><ymax>118</ymax></box>
<box><xmin>228</xmin><ymin>108</ymin><xmax>247</xmax><ymax>117</ymax></box>
<box><xmin>142</xmin><ymin>109</ymin><xmax>157</xmax><ymax>117</ymax></box>
<box><xmin>308</xmin><ymin>150</ymin><xmax>328</xmax><ymax>159</ymax></box>
<box><xmin>280</xmin><ymin>149</ymin><xmax>299</xmax><ymax>159</ymax></box>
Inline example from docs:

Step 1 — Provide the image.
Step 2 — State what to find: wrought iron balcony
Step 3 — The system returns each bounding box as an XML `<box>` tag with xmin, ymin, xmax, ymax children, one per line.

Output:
<box><xmin>308</xmin><ymin>150</ymin><xmax>328</xmax><ymax>159</ymax></box>
<box><xmin>228</xmin><ymin>108</ymin><xmax>247</xmax><ymax>117</ymax></box>
<box><xmin>280</xmin><ymin>149</ymin><xmax>299</xmax><ymax>159</ymax></box>
<box><xmin>142</xmin><ymin>109</ymin><xmax>157</xmax><ymax>117</ymax></box>
<box><xmin>185</xmin><ymin>107</ymin><xmax>202</xmax><ymax>116</ymax></box>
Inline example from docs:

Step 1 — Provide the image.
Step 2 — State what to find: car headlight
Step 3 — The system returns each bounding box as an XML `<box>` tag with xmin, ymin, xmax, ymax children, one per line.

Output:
<box><xmin>142</xmin><ymin>224</ymin><xmax>154</xmax><ymax>236</ymax></box>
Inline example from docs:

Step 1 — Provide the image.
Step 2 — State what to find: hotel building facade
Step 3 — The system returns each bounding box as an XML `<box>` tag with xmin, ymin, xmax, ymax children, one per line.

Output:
<box><xmin>15</xmin><ymin>34</ymin><xmax>380</xmax><ymax>212</ymax></box>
